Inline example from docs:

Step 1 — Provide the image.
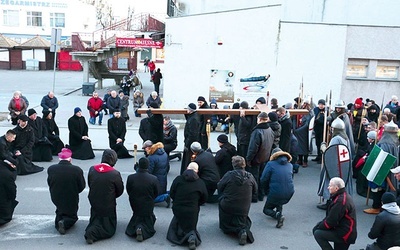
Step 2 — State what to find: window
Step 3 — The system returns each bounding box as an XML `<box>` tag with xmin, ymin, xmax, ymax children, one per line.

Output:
<box><xmin>27</xmin><ymin>11</ymin><xmax>42</xmax><ymax>27</ymax></box>
<box><xmin>346</xmin><ymin>65</ymin><xmax>367</xmax><ymax>78</ymax></box>
<box><xmin>376</xmin><ymin>61</ymin><xmax>399</xmax><ymax>79</ymax></box>
<box><xmin>50</xmin><ymin>13</ymin><xmax>65</xmax><ymax>28</ymax></box>
<box><xmin>3</xmin><ymin>10</ymin><xmax>19</xmax><ymax>26</ymax></box>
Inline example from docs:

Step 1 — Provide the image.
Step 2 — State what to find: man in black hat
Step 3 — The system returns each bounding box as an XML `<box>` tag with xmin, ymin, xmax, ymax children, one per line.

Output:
<box><xmin>197</xmin><ymin>96</ymin><xmax>211</xmax><ymax>150</ymax></box>
<box><xmin>366</xmin><ymin>192</ymin><xmax>400</xmax><ymax>250</ymax></box>
<box><xmin>312</xmin><ymin>99</ymin><xmax>326</xmax><ymax>163</ymax></box>
<box><xmin>237</xmin><ymin>101</ymin><xmax>255</xmax><ymax>157</ymax></box>
<box><xmin>11</xmin><ymin>115</ymin><xmax>44</xmax><ymax>175</ymax></box>
<box><xmin>28</xmin><ymin>108</ymin><xmax>53</xmax><ymax>162</ymax></box>
<box><xmin>85</xmin><ymin>149</ymin><xmax>124</xmax><ymax>244</ymax></box>
<box><xmin>107</xmin><ymin>109</ymin><xmax>133</xmax><ymax>158</ymax></box>
<box><xmin>126</xmin><ymin>157</ymin><xmax>160</xmax><ymax>242</ymax></box>
<box><xmin>47</xmin><ymin>148</ymin><xmax>86</xmax><ymax>234</ymax></box>
<box><xmin>180</xmin><ymin>103</ymin><xmax>200</xmax><ymax>174</ymax></box>
<box><xmin>215</xmin><ymin>134</ymin><xmax>237</xmax><ymax>178</ymax></box>
<box><xmin>246</xmin><ymin>112</ymin><xmax>274</xmax><ymax>202</ymax></box>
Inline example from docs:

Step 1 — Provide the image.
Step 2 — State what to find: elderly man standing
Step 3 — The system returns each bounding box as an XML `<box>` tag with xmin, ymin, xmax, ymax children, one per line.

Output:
<box><xmin>41</xmin><ymin>91</ymin><xmax>59</xmax><ymax>118</ymax></box>
<box><xmin>85</xmin><ymin>149</ymin><xmax>124</xmax><ymax>244</ymax></box>
<box><xmin>87</xmin><ymin>91</ymin><xmax>104</xmax><ymax>125</ymax></box>
<box><xmin>313</xmin><ymin>177</ymin><xmax>357</xmax><ymax>250</ymax></box>
<box><xmin>218</xmin><ymin>155</ymin><xmax>257</xmax><ymax>246</ymax></box>
<box><xmin>47</xmin><ymin>148</ymin><xmax>86</xmax><ymax>235</ymax></box>
<box><xmin>246</xmin><ymin>112</ymin><xmax>274</xmax><ymax>202</ymax></box>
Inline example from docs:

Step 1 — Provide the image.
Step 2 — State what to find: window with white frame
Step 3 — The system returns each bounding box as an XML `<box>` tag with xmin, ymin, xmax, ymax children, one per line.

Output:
<box><xmin>27</xmin><ymin>11</ymin><xmax>42</xmax><ymax>27</ymax></box>
<box><xmin>50</xmin><ymin>13</ymin><xmax>65</xmax><ymax>28</ymax></box>
<box><xmin>3</xmin><ymin>10</ymin><xmax>19</xmax><ymax>26</ymax></box>
<box><xmin>346</xmin><ymin>59</ymin><xmax>368</xmax><ymax>78</ymax></box>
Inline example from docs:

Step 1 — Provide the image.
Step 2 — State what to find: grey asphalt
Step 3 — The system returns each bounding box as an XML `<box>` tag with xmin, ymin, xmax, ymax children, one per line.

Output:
<box><xmin>0</xmin><ymin>70</ymin><xmax>374</xmax><ymax>249</ymax></box>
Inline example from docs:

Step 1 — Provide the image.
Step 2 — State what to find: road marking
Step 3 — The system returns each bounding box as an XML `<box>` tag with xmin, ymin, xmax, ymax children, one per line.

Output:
<box><xmin>0</xmin><ymin>215</ymin><xmax>90</xmax><ymax>241</ymax></box>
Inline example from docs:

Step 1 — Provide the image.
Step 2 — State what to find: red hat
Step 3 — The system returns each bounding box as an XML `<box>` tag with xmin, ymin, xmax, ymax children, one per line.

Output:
<box><xmin>58</xmin><ymin>148</ymin><xmax>72</xmax><ymax>159</ymax></box>
<box><xmin>354</xmin><ymin>98</ymin><xmax>363</xmax><ymax>106</ymax></box>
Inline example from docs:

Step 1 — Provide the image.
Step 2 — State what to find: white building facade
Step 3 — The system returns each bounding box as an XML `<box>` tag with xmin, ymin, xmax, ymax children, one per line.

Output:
<box><xmin>163</xmin><ymin>0</ymin><xmax>400</xmax><ymax>108</ymax></box>
<box><xmin>0</xmin><ymin>0</ymin><xmax>96</xmax><ymax>43</ymax></box>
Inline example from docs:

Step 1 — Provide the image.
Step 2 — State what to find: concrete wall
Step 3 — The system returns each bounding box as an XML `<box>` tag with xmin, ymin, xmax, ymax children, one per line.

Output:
<box><xmin>273</xmin><ymin>22</ymin><xmax>347</xmax><ymax>104</ymax></box>
<box><xmin>341</xmin><ymin>26</ymin><xmax>400</xmax><ymax>105</ymax></box>
<box><xmin>163</xmin><ymin>5</ymin><xmax>281</xmax><ymax>108</ymax></box>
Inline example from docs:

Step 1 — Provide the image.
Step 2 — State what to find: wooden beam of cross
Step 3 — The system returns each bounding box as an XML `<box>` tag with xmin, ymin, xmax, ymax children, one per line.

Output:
<box><xmin>137</xmin><ymin>107</ymin><xmax>310</xmax><ymax>116</ymax></box>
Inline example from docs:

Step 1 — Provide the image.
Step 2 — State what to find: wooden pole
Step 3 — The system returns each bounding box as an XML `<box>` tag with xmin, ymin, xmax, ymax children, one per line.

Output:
<box><xmin>133</xmin><ymin>144</ymin><xmax>137</xmax><ymax>164</ymax></box>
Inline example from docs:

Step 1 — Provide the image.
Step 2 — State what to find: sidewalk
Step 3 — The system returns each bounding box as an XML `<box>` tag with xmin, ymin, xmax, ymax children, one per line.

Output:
<box><xmin>0</xmin><ymin>69</ymin><xmax>233</xmax><ymax>152</ymax></box>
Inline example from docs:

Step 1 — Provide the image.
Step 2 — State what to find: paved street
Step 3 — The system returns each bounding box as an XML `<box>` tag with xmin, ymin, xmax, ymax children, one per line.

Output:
<box><xmin>0</xmin><ymin>70</ymin><xmax>376</xmax><ymax>249</ymax></box>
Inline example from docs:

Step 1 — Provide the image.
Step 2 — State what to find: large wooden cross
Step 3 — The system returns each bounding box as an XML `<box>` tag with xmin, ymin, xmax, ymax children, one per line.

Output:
<box><xmin>137</xmin><ymin>104</ymin><xmax>309</xmax><ymax>115</ymax></box>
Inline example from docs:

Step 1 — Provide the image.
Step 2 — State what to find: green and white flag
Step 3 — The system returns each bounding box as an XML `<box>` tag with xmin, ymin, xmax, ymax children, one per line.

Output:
<box><xmin>361</xmin><ymin>145</ymin><xmax>396</xmax><ymax>186</ymax></box>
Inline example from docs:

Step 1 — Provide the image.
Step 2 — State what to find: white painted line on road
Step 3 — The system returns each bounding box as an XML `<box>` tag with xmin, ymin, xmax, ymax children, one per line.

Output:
<box><xmin>0</xmin><ymin>215</ymin><xmax>90</xmax><ymax>241</ymax></box>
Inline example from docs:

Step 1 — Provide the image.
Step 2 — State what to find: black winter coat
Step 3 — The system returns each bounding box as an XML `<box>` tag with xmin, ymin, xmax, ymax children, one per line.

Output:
<box><xmin>247</xmin><ymin>122</ymin><xmax>274</xmax><ymax>166</ymax></box>
<box><xmin>126</xmin><ymin>169</ymin><xmax>159</xmax><ymax>216</ymax></box>
<box><xmin>315</xmin><ymin>188</ymin><xmax>357</xmax><ymax>244</ymax></box>
<box><xmin>170</xmin><ymin>170</ymin><xmax>208</xmax><ymax>231</ymax></box>
<box><xmin>237</xmin><ymin>115</ymin><xmax>254</xmax><ymax>145</ymax></box>
<box><xmin>28</xmin><ymin>117</ymin><xmax>48</xmax><ymax>143</ymax></box>
<box><xmin>148</xmin><ymin>113</ymin><xmax>164</xmax><ymax>144</ymax></box>
<box><xmin>215</xmin><ymin>142</ymin><xmax>237</xmax><ymax>178</ymax></box>
<box><xmin>88</xmin><ymin>164</ymin><xmax>124</xmax><ymax>217</ymax></box>
<box><xmin>266</xmin><ymin>120</ymin><xmax>281</xmax><ymax>149</ymax></box>
<box><xmin>194</xmin><ymin>150</ymin><xmax>220</xmax><ymax>184</ymax></box>
<box><xmin>368</xmin><ymin>208</ymin><xmax>400</xmax><ymax>249</ymax></box>
<box><xmin>278</xmin><ymin>114</ymin><xmax>292</xmax><ymax>152</ymax></box>
<box><xmin>47</xmin><ymin>160</ymin><xmax>86</xmax><ymax>216</ymax></box>
<box><xmin>184</xmin><ymin>112</ymin><xmax>200</xmax><ymax>148</ymax></box>
<box><xmin>218</xmin><ymin>169</ymin><xmax>257</xmax><ymax>216</ymax></box>
<box><xmin>139</xmin><ymin>117</ymin><xmax>151</xmax><ymax>142</ymax></box>
<box><xmin>107</xmin><ymin>96</ymin><xmax>121</xmax><ymax>114</ymax></box>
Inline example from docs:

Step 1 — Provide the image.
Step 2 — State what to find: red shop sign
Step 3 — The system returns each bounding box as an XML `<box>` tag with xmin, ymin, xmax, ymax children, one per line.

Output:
<box><xmin>116</xmin><ymin>37</ymin><xmax>164</xmax><ymax>49</ymax></box>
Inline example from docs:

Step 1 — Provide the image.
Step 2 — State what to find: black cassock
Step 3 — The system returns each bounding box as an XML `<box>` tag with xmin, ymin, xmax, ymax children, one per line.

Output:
<box><xmin>125</xmin><ymin>169</ymin><xmax>159</xmax><ymax>240</ymax></box>
<box><xmin>167</xmin><ymin>170</ymin><xmax>208</xmax><ymax>248</ymax></box>
<box><xmin>0</xmin><ymin>162</ymin><xmax>18</xmax><ymax>225</ymax></box>
<box><xmin>29</xmin><ymin>117</ymin><xmax>52</xmax><ymax>162</ymax></box>
<box><xmin>43</xmin><ymin>117</ymin><xmax>64</xmax><ymax>155</ymax></box>
<box><xmin>68</xmin><ymin>115</ymin><xmax>95</xmax><ymax>160</ymax></box>
<box><xmin>12</xmin><ymin>124</ymin><xmax>44</xmax><ymax>175</ymax></box>
<box><xmin>47</xmin><ymin>160</ymin><xmax>86</xmax><ymax>231</ymax></box>
<box><xmin>85</xmin><ymin>164</ymin><xmax>124</xmax><ymax>242</ymax></box>
<box><xmin>107</xmin><ymin>116</ymin><xmax>132</xmax><ymax>158</ymax></box>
